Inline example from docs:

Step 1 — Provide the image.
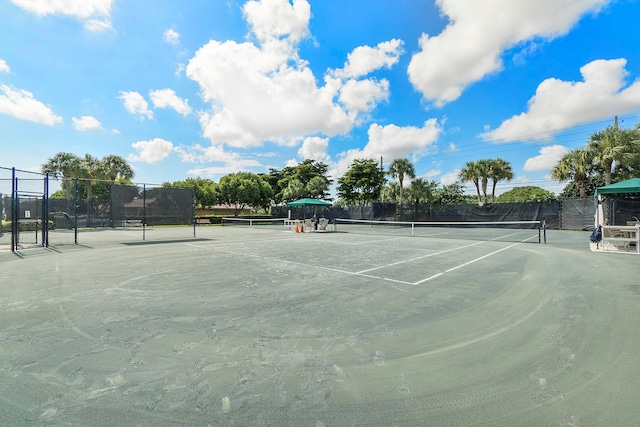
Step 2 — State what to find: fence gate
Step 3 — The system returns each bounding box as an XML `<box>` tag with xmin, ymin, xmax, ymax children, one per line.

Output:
<box><xmin>0</xmin><ymin>167</ymin><xmax>49</xmax><ymax>252</ymax></box>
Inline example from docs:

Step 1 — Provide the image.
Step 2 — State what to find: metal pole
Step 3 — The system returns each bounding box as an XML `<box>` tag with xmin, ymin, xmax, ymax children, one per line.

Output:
<box><xmin>43</xmin><ymin>173</ymin><xmax>49</xmax><ymax>247</ymax></box>
<box><xmin>143</xmin><ymin>184</ymin><xmax>146</xmax><ymax>241</ymax></box>
<box><xmin>192</xmin><ymin>186</ymin><xmax>196</xmax><ymax>238</ymax></box>
<box><xmin>74</xmin><ymin>178</ymin><xmax>79</xmax><ymax>244</ymax></box>
<box><xmin>11</xmin><ymin>167</ymin><xmax>16</xmax><ymax>252</ymax></box>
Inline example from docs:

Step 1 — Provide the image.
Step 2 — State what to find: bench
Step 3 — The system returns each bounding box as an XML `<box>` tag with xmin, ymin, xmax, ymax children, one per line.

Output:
<box><xmin>122</xmin><ymin>219</ymin><xmax>143</xmax><ymax>227</ymax></box>
<box><xmin>196</xmin><ymin>218</ymin><xmax>211</xmax><ymax>225</ymax></box>
<box><xmin>602</xmin><ymin>225</ymin><xmax>639</xmax><ymax>253</ymax></box>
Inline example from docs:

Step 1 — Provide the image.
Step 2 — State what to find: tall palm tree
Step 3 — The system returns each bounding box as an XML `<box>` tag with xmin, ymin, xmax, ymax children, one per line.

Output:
<box><xmin>588</xmin><ymin>125</ymin><xmax>640</xmax><ymax>185</ymax></box>
<box><xmin>388</xmin><ymin>158</ymin><xmax>416</xmax><ymax>215</ymax></box>
<box><xmin>459</xmin><ymin>161</ymin><xmax>481</xmax><ymax>204</ymax></box>
<box><xmin>102</xmin><ymin>154</ymin><xmax>134</xmax><ymax>182</ymax></box>
<box><xmin>41</xmin><ymin>152</ymin><xmax>81</xmax><ymax>199</ymax></box>
<box><xmin>488</xmin><ymin>158</ymin><xmax>513</xmax><ymax>202</ymax></box>
<box><xmin>476</xmin><ymin>159</ymin><xmax>492</xmax><ymax>204</ymax></box>
<box><xmin>77</xmin><ymin>154</ymin><xmax>108</xmax><ymax>225</ymax></box>
<box><xmin>550</xmin><ymin>148</ymin><xmax>593</xmax><ymax>198</ymax></box>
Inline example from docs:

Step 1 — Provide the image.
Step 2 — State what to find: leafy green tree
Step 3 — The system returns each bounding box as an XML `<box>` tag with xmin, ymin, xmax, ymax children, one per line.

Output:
<box><xmin>550</xmin><ymin>148</ymin><xmax>594</xmax><ymax>198</ymax></box>
<box><xmin>269</xmin><ymin>159</ymin><xmax>333</xmax><ymax>203</ymax></box>
<box><xmin>337</xmin><ymin>158</ymin><xmax>387</xmax><ymax>205</ymax></box>
<box><xmin>432</xmin><ymin>182</ymin><xmax>467</xmax><ymax>205</ymax></box>
<box><xmin>217</xmin><ymin>172</ymin><xmax>273</xmax><ymax>216</ymax></box>
<box><xmin>165</xmin><ymin>178</ymin><xmax>217</xmax><ymax>208</ymax></box>
<box><xmin>496</xmin><ymin>186</ymin><xmax>556</xmax><ymax>203</ymax></box>
<box><xmin>387</xmin><ymin>158</ymin><xmax>416</xmax><ymax>213</ymax></box>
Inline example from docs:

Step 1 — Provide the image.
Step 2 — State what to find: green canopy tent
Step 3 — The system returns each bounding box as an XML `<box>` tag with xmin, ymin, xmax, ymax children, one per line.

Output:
<box><xmin>594</xmin><ymin>178</ymin><xmax>640</xmax><ymax>197</ymax></box>
<box><xmin>287</xmin><ymin>198</ymin><xmax>332</xmax><ymax>220</ymax></box>
<box><xmin>593</xmin><ymin>178</ymin><xmax>640</xmax><ymax>227</ymax></box>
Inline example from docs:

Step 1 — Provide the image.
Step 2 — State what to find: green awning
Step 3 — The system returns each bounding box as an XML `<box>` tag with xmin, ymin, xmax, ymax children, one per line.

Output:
<box><xmin>594</xmin><ymin>178</ymin><xmax>640</xmax><ymax>197</ymax></box>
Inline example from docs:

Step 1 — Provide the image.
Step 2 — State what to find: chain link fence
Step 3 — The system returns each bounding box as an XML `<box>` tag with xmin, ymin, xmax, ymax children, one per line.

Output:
<box><xmin>1</xmin><ymin>167</ymin><xmax>196</xmax><ymax>252</ymax></box>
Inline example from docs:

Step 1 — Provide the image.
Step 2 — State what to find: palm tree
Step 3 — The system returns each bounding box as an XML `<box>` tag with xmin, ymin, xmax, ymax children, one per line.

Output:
<box><xmin>588</xmin><ymin>125</ymin><xmax>640</xmax><ymax>185</ymax></box>
<box><xmin>282</xmin><ymin>179</ymin><xmax>305</xmax><ymax>203</ymax></box>
<box><xmin>459</xmin><ymin>160</ymin><xmax>481</xmax><ymax>204</ymax></box>
<box><xmin>41</xmin><ymin>152</ymin><xmax>81</xmax><ymax>199</ymax></box>
<box><xmin>475</xmin><ymin>159</ymin><xmax>493</xmax><ymax>204</ymax></box>
<box><xmin>488</xmin><ymin>158</ymin><xmax>513</xmax><ymax>202</ymax></box>
<box><xmin>407</xmin><ymin>178</ymin><xmax>436</xmax><ymax>215</ymax></box>
<box><xmin>306</xmin><ymin>176</ymin><xmax>329</xmax><ymax>199</ymax></box>
<box><xmin>550</xmin><ymin>148</ymin><xmax>593</xmax><ymax>198</ymax></box>
<box><xmin>381</xmin><ymin>182</ymin><xmax>400</xmax><ymax>203</ymax></box>
<box><xmin>387</xmin><ymin>158</ymin><xmax>416</xmax><ymax>216</ymax></box>
<box><xmin>102</xmin><ymin>155</ymin><xmax>134</xmax><ymax>182</ymax></box>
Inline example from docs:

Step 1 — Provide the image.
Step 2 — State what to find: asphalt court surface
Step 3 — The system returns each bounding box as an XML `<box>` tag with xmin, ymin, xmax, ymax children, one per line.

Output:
<box><xmin>1</xmin><ymin>226</ymin><xmax>640</xmax><ymax>426</ymax></box>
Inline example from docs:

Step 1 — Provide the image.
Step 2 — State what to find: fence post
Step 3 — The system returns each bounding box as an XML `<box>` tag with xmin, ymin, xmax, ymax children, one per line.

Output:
<box><xmin>74</xmin><ymin>178</ymin><xmax>79</xmax><ymax>245</ymax></box>
<box><xmin>143</xmin><ymin>184</ymin><xmax>146</xmax><ymax>241</ymax></box>
<box><xmin>11</xmin><ymin>167</ymin><xmax>16</xmax><ymax>252</ymax></box>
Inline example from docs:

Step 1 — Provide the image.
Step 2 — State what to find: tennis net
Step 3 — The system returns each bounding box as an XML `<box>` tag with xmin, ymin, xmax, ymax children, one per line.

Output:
<box><xmin>221</xmin><ymin>217</ymin><xmax>288</xmax><ymax>229</ymax></box>
<box><xmin>333</xmin><ymin>218</ymin><xmax>546</xmax><ymax>243</ymax></box>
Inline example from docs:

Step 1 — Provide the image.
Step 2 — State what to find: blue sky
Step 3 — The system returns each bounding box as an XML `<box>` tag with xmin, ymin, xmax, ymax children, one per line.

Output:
<box><xmin>1</xmin><ymin>0</ymin><xmax>640</xmax><ymax>196</ymax></box>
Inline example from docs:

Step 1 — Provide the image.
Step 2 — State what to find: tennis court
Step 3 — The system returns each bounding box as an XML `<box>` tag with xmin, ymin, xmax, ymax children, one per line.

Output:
<box><xmin>1</xmin><ymin>225</ymin><xmax>639</xmax><ymax>426</ymax></box>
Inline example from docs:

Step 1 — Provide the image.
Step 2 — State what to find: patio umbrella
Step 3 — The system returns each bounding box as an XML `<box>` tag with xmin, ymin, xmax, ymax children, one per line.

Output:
<box><xmin>287</xmin><ymin>198</ymin><xmax>332</xmax><ymax>220</ymax></box>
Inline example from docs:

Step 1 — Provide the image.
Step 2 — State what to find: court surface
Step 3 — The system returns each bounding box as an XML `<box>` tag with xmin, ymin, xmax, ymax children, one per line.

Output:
<box><xmin>1</xmin><ymin>226</ymin><xmax>639</xmax><ymax>426</ymax></box>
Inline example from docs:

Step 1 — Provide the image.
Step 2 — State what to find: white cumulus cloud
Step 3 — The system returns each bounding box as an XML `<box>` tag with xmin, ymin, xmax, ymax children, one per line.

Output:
<box><xmin>0</xmin><ymin>59</ymin><xmax>9</xmax><ymax>73</ymax></box>
<box><xmin>330</xmin><ymin>119</ymin><xmax>443</xmax><ymax>181</ymax></box>
<box><xmin>128</xmin><ymin>138</ymin><xmax>174</xmax><ymax>163</ymax></box>
<box><xmin>10</xmin><ymin>0</ymin><xmax>114</xmax><ymax>31</ymax></box>
<box><xmin>407</xmin><ymin>0</ymin><xmax>610</xmax><ymax>106</ymax></box>
<box><xmin>298</xmin><ymin>136</ymin><xmax>330</xmax><ymax>162</ymax></box>
<box><xmin>482</xmin><ymin>59</ymin><xmax>640</xmax><ymax>142</ymax></box>
<box><xmin>0</xmin><ymin>84</ymin><xmax>62</xmax><ymax>125</ymax></box>
<box><xmin>186</xmin><ymin>0</ymin><xmax>403</xmax><ymax>149</ymax></box>
<box><xmin>150</xmin><ymin>89</ymin><xmax>191</xmax><ymax>116</ymax></box>
<box><xmin>440</xmin><ymin>169</ymin><xmax>461</xmax><ymax>185</ymax></box>
<box><xmin>243</xmin><ymin>0</ymin><xmax>311</xmax><ymax>44</ymax></box>
<box><xmin>333</xmin><ymin>39</ymin><xmax>404</xmax><ymax>79</ymax></box>
<box><xmin>118</xmin><ymin>91</ymin><xmax>154</xmax><ymax>120</ymax></box>
<box><xmin>72</xmin><ymin>115</ymin><xmax>102</xmax><ymax>131</ymax></box>
<box><xmin>524</xmin><ymin>145</ymin><xmax>570</xmax><ymax>172</ymax></box>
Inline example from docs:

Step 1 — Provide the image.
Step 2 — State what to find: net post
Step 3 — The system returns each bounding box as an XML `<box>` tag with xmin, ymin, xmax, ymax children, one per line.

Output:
<box><xmin>543</xmin><ymin>220</ymin><xmax>547</xmax><ymax>244</ymax></box>
<box><xmin>411</xmin><ymin>222</ymin><xmax>415</xmax><ymax>237</ymax></box>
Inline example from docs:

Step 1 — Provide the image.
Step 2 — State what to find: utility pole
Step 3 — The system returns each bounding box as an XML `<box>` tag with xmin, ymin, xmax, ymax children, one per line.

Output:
<box><xmin>614</xmin><ymin>115</ymin><xmax>618</xmax><ymax>129</ymax></box>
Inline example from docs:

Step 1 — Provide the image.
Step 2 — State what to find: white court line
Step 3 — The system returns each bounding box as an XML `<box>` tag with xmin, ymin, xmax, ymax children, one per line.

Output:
<box><xmin>413</xmin><ymin>242</ymin><xmax>520</xmax><ymax>285</ymax></box>
<box><xmin>185</xmin><ymin>243</ymin><xmax>415</xmax><ymax>286</ymax></box>
<box><xmin>355</xmin><ymin>240</ymin><xmax>485</xmax><ymax>274</ymax></box>
<box><xmin>186</xmin><ymin>232</ymin><xmax>537</xmax><ymax>288</ymax></box>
